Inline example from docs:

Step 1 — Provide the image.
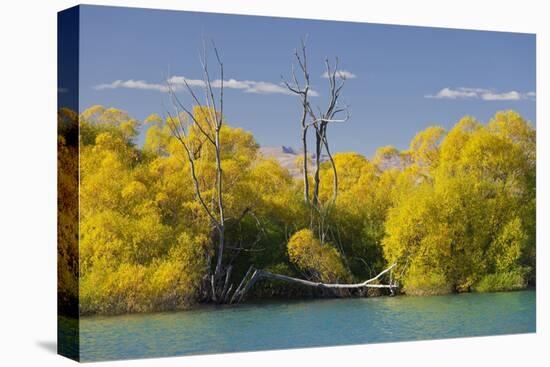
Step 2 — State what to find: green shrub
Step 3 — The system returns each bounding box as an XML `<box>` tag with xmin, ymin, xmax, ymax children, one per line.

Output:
<box><xmin>403</xmin><ymin>266</ymin><xmax>453</xmax><ymax>296</ymax></box>
<box><xmin>474</xmin><ymin>269</ymin><xmax>529</xmax><ymax>293</ymax></box>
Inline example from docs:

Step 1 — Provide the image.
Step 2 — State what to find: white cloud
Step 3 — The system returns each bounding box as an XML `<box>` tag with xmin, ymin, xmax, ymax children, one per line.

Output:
<box><xmin>242</xmin><ymin>81</ymin><xmax>289</xmax><ymax>94</ymax></box>
<box><xmin>214</xmin><ymin>78</ymin><xmax>250</xmax><ymax>90</ymax></box>
<box><xmin>425</xmin><ymin>87</ymin><xmax>535</xmax><ymax>101</ymax></box>
<box><xmin>94</xmin><ymin>76</ymin><xmax>313</xmax><ymax>96</ymax></box>
<box><xmin>426</xmin><ymin>87</ymin><xmax>479</xmax><ymax>99</ymax></box>
<box><xmin>93</xmin><ymin>79</ymin><xmax>169</xmax><ymax>92</ymax></box>
<box><xmin>480</xmin><ymin>91</ymin><xmax>521</xmax><ymax>101</ymax></box>
<box><xmin>166</xmin><ymin>76</ymin><xmax>207</xmax><ymax>88</ymax></box>
<box><xmin>321</xmin><ymin>70</ymin><xmax>357</xmax><ymax>79</ymax></box>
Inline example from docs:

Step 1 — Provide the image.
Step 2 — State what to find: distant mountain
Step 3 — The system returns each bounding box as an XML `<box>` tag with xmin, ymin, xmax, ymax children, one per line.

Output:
<box><xmin>281</xmin><ymin>146</ymin><xmax>296</xmax><ymax>154</ymax></box>
<box><xmin>260</xmin><ymin>146</ymin><xmax>408</xmax><ymax>177</ymax></box>
<box><xmin>259</xmin><ymin>146</ymin><xmax>329</xmax><ymax>178</ymax></box>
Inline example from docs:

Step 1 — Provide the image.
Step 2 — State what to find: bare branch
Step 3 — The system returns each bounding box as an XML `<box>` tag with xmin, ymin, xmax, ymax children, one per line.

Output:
<box><xmin>235</xmin><ymin>263</ymin><xmax>399</xmax><ymax>303</ymax></box>
<box><xmin>167</xmin><ymin>41</ymin><xmax>228</xmax><ymax>292</ymax></box>
<box><xmin>258</xmin><ymin>264</ymin><xmax>397</xmax><ymax>288</ymax></box>
<box><xmin>164</xmin><ymin>109</ymin><xmax>220</xmax><ymax>228</ymax></box>
<box><xmin>284</xmin><ymin>37</ymin><xmax>313</xmax><ymax>205</ymax></box>
<box><xmin>167</xmin><ymin>78</ymin><xmax>215</xmax><ymax>144</ymax></box>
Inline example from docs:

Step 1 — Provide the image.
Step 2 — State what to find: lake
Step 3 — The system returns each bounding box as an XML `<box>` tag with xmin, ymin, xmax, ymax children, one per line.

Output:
<box><xmin>76</xmin><ymin>290</ymin><xmax>535</xmax><ymax>361</ymax></box>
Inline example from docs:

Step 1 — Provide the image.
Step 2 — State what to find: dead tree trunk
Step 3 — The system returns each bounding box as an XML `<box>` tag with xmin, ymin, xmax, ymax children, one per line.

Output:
<box><xmin>284</xmin><ymin>40</ymin><xmax>349</xmax><ymax>250</ymax></box>
<box><xmin>283</xmin><ymin>38</ymin><xmax>312</xmax><ymax>205</ymax></box>
<box><xmin>284</xmin><ymin>42</ymin><xmax>349</xmax><ymax>208</ymax></box>
<box><xmin>231</xmin><ymin>263</ymin><xmax>398</xmax><ymax>304</ymax></box>
<box><xmin>307</xmin><ymin>58</ymin><xmax>350</xmax><ymax>206</ymax></box>
<box><xmin>166</xmin><ymin>43</ymin><xmax>231</xmax><ymax>303</ymax></box>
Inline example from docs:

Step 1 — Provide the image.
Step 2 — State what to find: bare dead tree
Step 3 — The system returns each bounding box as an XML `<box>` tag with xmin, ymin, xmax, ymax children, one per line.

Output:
<box><xmin>283</xmin><ymin>42</ymin><xmax>349</xmax><ymax>209</ymax></box>
<box><xmin>307</xmin><ymin>59</ymin><xmax>350</xmax><ymax>244</ymax></box>
<box><xmin>282</xmin><ymin>37</ymin><xmax>312</xmax><ymax>205</ymax></box>
<box><xmin>307</xmin><ymin>57</ymin><xmax>350</xmax><ymax>207</ymax></box>
<box><xmin>166</xmin><ymin>42</ymin><xmax>229</xmax><ymax>303</ymax></box>
<box><xmin>284</xmin><ymin>40</ymin><xmax>350</xmax><ymax>247</ymax></box>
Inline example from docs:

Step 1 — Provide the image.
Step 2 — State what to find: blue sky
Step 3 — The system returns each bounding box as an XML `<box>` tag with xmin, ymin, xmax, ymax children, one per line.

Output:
<box><xmin>77</xmin><ymin>5</ymin><xmax>536</xmax><ymax>157</ymax></box>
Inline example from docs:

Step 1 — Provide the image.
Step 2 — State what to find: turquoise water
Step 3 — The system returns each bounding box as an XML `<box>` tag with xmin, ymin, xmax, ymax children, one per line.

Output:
<box><xmin>78</xmin><ymin>290</ymin><xmax>535</xmax><ymax>361</ymax></box>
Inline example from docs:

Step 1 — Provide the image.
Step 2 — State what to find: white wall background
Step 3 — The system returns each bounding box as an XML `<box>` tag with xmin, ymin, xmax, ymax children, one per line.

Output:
<box><xmin>0</xmin><ymin>0</ymin><xmax>547</xmax><ymax>366</ymax></box>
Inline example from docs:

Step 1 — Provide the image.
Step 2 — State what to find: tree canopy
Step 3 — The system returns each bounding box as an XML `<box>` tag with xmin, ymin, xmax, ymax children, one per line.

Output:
<box><xmin>58</xmin><ymin>106</ymin><xmax>535</xmax><ymax>315</ymax></box>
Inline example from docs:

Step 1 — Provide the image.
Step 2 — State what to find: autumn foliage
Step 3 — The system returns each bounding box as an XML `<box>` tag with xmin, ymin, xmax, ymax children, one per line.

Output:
<box><xmin>57</xmin><ymin>106</ymin><xmax>536</xmax><ymax>314</ymax></box>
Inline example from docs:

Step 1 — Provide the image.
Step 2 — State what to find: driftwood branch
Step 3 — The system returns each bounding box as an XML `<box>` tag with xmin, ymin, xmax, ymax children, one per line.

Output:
<box><xmin>258</xmin><ymin>262</ymin><xmax>397</xmax><ymax>289</ymax></box>
<box><xmin>231</xmin><ymin>263</ymin><xmax>398</xmax><ymax>303</ymax></box>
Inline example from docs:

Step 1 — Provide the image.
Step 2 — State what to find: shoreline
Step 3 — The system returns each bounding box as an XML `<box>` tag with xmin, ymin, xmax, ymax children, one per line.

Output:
<box><xmin>76</xmin><ymin>287</ymin><xmax>535</xmax><ymax>319</ymax></box>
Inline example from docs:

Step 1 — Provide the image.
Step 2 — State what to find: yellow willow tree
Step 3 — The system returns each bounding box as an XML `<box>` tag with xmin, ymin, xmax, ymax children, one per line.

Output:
<box><xmin>58</xmin><ymin>108</ymin><xmax>79</xmax><ymax>315</ymax></box>
<box><xmin>78</xmin><ymin>106</ymin><xmax>211</xmax><ymax>314</ymax></box>
<box><xmin>382</xmin><ymin>112</ymin><xmax>536</xmax><ymax>295</ymax></box>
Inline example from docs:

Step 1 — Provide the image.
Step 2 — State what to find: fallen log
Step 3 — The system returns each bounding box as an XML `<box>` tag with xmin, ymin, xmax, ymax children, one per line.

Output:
<box><xmin>230</xmin><ymin>262</ymin><xmax>398</xmax><ymax>304</ymax></box>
